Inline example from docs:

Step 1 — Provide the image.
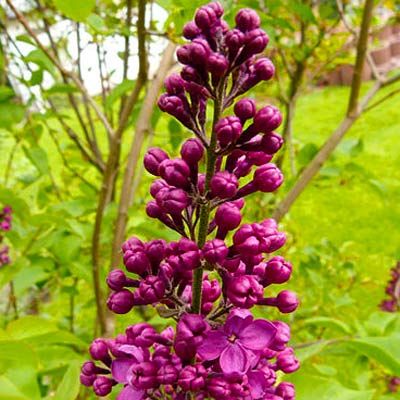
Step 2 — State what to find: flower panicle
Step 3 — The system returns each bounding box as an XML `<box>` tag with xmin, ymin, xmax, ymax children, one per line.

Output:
<box><xmin>82</xmin><ymin>3</ymin><xmax>299</xmax><ymax>399</ymax></box>
<box><xmin>0</xmin><ymin>205</ymin><xmax>12</xmax><ymax>268</ymax></box>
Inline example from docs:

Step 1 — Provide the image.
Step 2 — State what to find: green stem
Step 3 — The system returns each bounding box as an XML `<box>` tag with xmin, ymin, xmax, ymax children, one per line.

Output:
<box><xmin>192</xmin><ymin>80</ymin><xmax>225</xmax><ymax>314</ymax></box>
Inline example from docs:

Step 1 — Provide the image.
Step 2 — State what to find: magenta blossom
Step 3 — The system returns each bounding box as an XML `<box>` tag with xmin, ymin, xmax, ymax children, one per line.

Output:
<box><xmin>198</xmin><ymin>312</ymin><xmax>277</xmax><ymax>374</ymax></box>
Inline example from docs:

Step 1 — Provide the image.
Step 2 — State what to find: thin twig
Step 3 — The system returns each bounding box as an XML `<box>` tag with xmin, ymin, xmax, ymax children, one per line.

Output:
<box><xmin>5</xmin><ymin>0</ymin><xmax>115</xmax><ymax>138</ymax></box>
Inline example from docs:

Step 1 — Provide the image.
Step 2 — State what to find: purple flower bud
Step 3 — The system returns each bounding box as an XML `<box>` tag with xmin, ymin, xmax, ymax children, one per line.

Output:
<box><xmin>181</xmin><ymin>138</ymin><xmax>204</xmax><ymax>165</ymax></box>
<box><xmin>215</xmin><ymin>116</ymin><xmax>242</xmax><ymax>147</ymax></box>
<box><xmin>225</xmin><ymin>29</ymin><xmax>245</xmax><ymax>54</ymax></box>
<box><xmin>234</xmin><ymin>98</ymin><xmax>256</xmax><ymax>122</ymax></box>
<box><xmin>181</xmin><ymin>65</ymin><xmax>203</xmax><ymax>84</ymax></box>
<box><xmin>266</xmin><ymin>256</ymin><xmax>292</xmax><ymax>284</ymax></box>
<box><xmin>179</xmin><ymin>365</ymin><xmax>207</xmax><ymax>391</ymax></box>
<box><xmin>150</xmin><ymin>179</ymin><xmax>169</xmax><ymax>198</ymax></box>
<box><xmin>122</xmin><ymin>236</ymin><xmax>145</xmax><ymax>252</ymax></box>
<box><xmin>253</xmin><ymin>163</ymin><xmax>283</xmax><ymax>192</ymax></box>
<box><xmin>246</xmin><ymin>151</ymin><xmax>273</xmax><ymax>165</ymax></box>
<box><xmin>276</xmin><ymin>382</ymin><xmax>296</xmax><ymax>400</ymax></box>
<box><xmin>209</xmin><ymin>1</ymin><xmax>224</xmax><ymax>17</ymax></box>
<box><xmin>138</xmin><ymin>275</ymin><xmax>166</xmax><ymax>303</ymax></box>
<box><xmin>226</xmin><ymin>275</ymin><xmax>263</xmax><ymax>308</ymax></box>
<box><xmin>253</xmin><ymin>106</ymin><xmax>282</xmax><ymax>133</ymax></box>
<box><xmin>80</xmin><ymin>373</ymin><xmax>96</xmax><ymax>386</ymax></box>
<box><xmin>270</xmin><ymin>321</ymin><xmax>291</xmax><ymax>351</ymax></box>
<box><xmin>93</xmin><ymin>376</ymin><xmax>113</xmax><ymax>396</ymax></box>
<box><xmin>107</xmin><ymin>289</ymin><xmax>135</xmax><ymax>314</ymax></box>
<box><xmin>215</xmin><ymin>202</ymin><xmax>242</xmax><ymax>231</ymax></box>
<box><xmin>146</xmin><ymin>239</ymin><xmax>167</xmax><ymax>265</ymax></box>
<box><xmin>126</xmin><ymin>323</ymin><xmax>157</xmax><ymax>347</ymax></box>
<box><xmin>144</xmin><ymin>148</ymin><xmax>169</xmax><ymax>176</ymax></box>
<box><xmin>158</xmin><ymin>364</ymin><xmax>179</xmax><ymax>385</ymax></box>
<box><xmin>189</xmin><ymin>39</ymin><xmax>212</xmax><ymax>65</ymax></box>
<box><xmin>210</xmin><ymin>171</ymin><xmax>239</xmax><ymax>199</ymax></box>
<box><xmin>254</xmin><ymin>57</ymin><xmax>275</xmax><ymax>81</ymax></box>
<box><xmin>183</xmin><ymin>21</ymin><xmax>202</xmax><ymax>39</ymax></box>
<box><xmin>165</xmin><ymin>73</ymin><xmax>185</xmax><ymax>95</ymax></box>
<box><xmin>208</xmin><ymin>53</ymin><xmax>229</xmax><ymax>77</ymax></box>
<box><xmin>235</xmin><ymin>8</ymin><xmax>261</xmax><ymax>31</ymax></box>
<box><xmin>129</xmin><ymin>361</ymin><xmax>158</xmax><ymax>389</ymax></box>
<box><xmin>239</xmin><ymin>29</ymin><xmax>269</xmax><ymax>61</ymax></box>
<box><xmin>275</xmin><ymin>290</ymin><xmax>299</xmax><ymax>313</ymax></box>
<box><xmin>202</xmin><ymin>239</ymin><xmax>228</xmax><ymax>264</ymax></box>
<box><xmin>156</xmin><ymin>187</ymin><xmax>190</xmax><ymax>215</ymax></box>
<box><xmin>159</xmin><ymin>158</ymin><xmax>190</xmax><ymax>188</ymax></box>
<box><xmin>81</xmin><ymin>361</ymin><xmax>97</xmax><ymax>376</ymax></box>
<box><xmin>202</xmin><ymin>277</ymin><xmax>222</xmax><ymax>302</ymax></box>
<box><xmin>195</xmin><ymin>5</ymin><xmax>219</xmax><ymax>30</ymax></box>
<box><xmin>276</xmin><ymin>348</ymin><xmax>300</xmax><ymax>373</ymax></box>
<box><xmin>107</xmin><ymin>269</ymin><xmax>139</xmax><ymax>291</ymax></box>
<box><xmin>222</xmin><ymin>256</ymin><xmax>243</xmax><ymax>273</ymax></box>
<box><xmin>89</xmin><ymin>339</ymin><xmax>109</xmax><ymax>361</ymax></box>
<box><xmin>123</xmin><ymin>248</ymin><xmax>151</xmax><ymax>276</ymax></box>
<box><xmin>208</xmin><ymin>377</ymin><xmax>230</xmax><ymax>397</ymax></box>
<box><xmin>158</xmin><ymin>94</ymin><xmax>193</xmax><ymax>128</ymax></box>
<box><xmin>261</xmin><ymin>132</ymin><xmax>284</xmax><ymax>154</ymax></box>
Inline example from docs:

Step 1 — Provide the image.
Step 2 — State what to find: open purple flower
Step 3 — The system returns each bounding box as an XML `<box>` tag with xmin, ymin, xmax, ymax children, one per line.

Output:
<box><xmin>198</xmin><ymin>312</ymin><xmax>276</xmax><ymax>374</ymax></box>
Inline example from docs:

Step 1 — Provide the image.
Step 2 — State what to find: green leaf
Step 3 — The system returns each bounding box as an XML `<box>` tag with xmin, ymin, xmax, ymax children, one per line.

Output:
<box><xmin>52</xmin><ymin>362</ymin><xmax>81</xmax><ymax>400</ymax></box>
<box><xmin>297</xmin><ymin>143</ymin><xmax>318</xmax><ymax>166</ymax></box>
<box><xmin>24</xmin><ymin>49</ymin><xmax>55</xmax><ymax>75</ymax></box>
<box><xmin>294</xmin><ymin>341</ymin><xmax>329</xmax><ymax>362</ymax></box>
<box><xmin>347</xmin><ymin>335</ymin><xmax>400</xmax><ymax>375</ymax></box>
<box><xmin>6</xmin><ymin>316</ymin><xmax>57</xmax><ymax>340</ymax></box>
<box><xmin>53</xmin><ymin>0</ymin><xmax>96</xmax><ymax>21</ymax></box>
<box><xmin>303</xmin><ymin>316</ymin><xmax>353</xmax><ymax>334</ymax></box>
<box><xmin>23</xmin><ymin>145</ymin><xmax>49</xmax><ymax>175</ymax></box>
<box><xmin>105</xmin><ymin>79</ymin><xmax>136</xmax><ymax>109</ymax></box>
<box><xmin>87</xmin><ymin>13</ymin><xmax>107</xmax><ymax>32</ymax></box>
<box><xmin>289</xmin><ymin>373</ymin><xmax>375</xmax><ymax>400</ymax></box>
<box><xmin>0</xmin><ymin>102</ymin><xmax>25</xmax><ymax>128</ymax></box>
<box><xmin>0</xmin><ymin>376</ymin><xmax>30</xmax><ymax>400</ymax></box>
<box><xmin>44</xmin><ymin>83</ymin><xmax>78</xmax><ymax>95</ymax></box>
<box><xmin>0</xmin><ymin>86</ymin><xmax>15</xmax><ymax>102</ymax></box>
<box><xmin>168</xmin><ymin>119</ymin><xmax>184</xmax><ymax>150</ymax></box>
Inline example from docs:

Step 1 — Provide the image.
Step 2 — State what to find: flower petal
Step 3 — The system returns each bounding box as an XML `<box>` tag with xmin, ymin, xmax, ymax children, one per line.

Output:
<box><xmin>248</xmin><ymin>370</ymin><xmax>267</xmax><ymax>398</ymax></box>
<box><xmin>111</xmin><ymin>359</ymin><xmax>135</xmax><ymax>383</ymax></box>
<box><xmin>117</xmin><ymin>385</ymin><xmax>145</xmax><ymax>400</ymax></box>
<box><xmin>197</xmin><ymin>330</ymin><xmax>228</xmax><ymax>360</ymax></box>
<box><xmin>239</xmin><ymin>319</ymin><xmax>277</xmax><ymax>350</ymax></box>
<box><xmin>224</xmin><ymin>314</ymin><xmax>253</xmax><ymax>337</ymax></box>
<box><xmin>118</xmin><ymin>345</ymin><xmax>145</xmax><ymax>362</ymax></box>
<box><xmin>220</xmin><ymin>343</ymin><xmax>250</xmax><ymax>374</ymax></box>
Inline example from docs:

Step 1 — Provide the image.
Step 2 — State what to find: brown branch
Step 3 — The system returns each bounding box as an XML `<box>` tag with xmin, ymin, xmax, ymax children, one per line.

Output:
<box><xmin>347</xmin><ymin>0</ymin><xmax>374</xmax><ymax>116</ymax></box>
<box><xmin>5</xmin><ymin>0</ymin><xmax>115</xmax><ymax>138</ymax></box>
<box><xmin>273</xmin><ymin>0</ymin><xmax>376</xmax><ymax>222</ymax></box>
<box><xmin>110</xmin><ymin>42</ymin><xmax>176</xmax><ymax>273</ymax></box>
<box><xmin>91</xmin><ymin>0</ymin><xmax>149</xmax><ymax>335</ymax></box>
<box><xmin>76</xmin><ymin>22</ymin><xmax>103</xmax><ymax>165</ymax></box>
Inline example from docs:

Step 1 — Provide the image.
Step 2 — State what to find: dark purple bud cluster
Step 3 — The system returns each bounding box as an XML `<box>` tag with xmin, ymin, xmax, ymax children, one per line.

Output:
<box><xmin>380</xmin><ymin>261</ymin><xmax>400</xmax><ymax>313</ymax></box>
<box><xmin>83</xmin><ymin>3</ymin><xmax>299</xmax><ymax>399</ymax></box>
<box><xmin>0</xmin><ymin>206</ymin><xmax>12</xmax><ymax>268</ymax></box>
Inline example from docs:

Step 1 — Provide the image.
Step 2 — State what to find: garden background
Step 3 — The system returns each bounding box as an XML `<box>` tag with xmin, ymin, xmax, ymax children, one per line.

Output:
<box><xmin>0</xmin><ymin>0</ymin><xmax>400</xmax><ymax>399</ymax></box>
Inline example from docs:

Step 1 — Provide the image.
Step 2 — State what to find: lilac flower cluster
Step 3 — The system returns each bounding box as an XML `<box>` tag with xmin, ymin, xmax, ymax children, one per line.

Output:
<box><xmin>0</xmin><ymin>206</ymin><xmax>12</xmax><ymax>267</ymax></box>
<box><xmin>380</xmin><ymin>261</ymin><xmax>400</xmax><ymax>313</ymax></box>
<box><xmin>82</xmin><ymin>3</ymin><xmax>299</xmax><ymax>399</ymax></box>
<box><xmin>380</xmin><ymin>262</ymin><xmax>400</xmax><ymax>394</ymax></box>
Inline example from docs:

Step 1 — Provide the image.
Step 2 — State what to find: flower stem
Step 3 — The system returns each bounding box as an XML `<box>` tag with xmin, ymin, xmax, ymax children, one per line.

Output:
<box><xmin>192</xmin><ymin>80</ymin><xmax>225</xmax><ymax>314</ymax></box>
